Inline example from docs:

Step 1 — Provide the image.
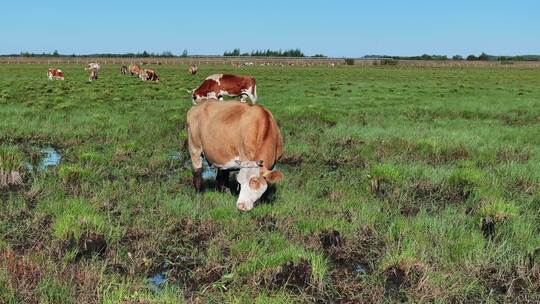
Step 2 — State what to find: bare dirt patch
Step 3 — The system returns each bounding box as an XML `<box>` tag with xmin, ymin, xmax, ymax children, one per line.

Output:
<box><xmin>271</xmin><ymin>258</ymin><xmax>312</xmax><ymax>290</ymax></box>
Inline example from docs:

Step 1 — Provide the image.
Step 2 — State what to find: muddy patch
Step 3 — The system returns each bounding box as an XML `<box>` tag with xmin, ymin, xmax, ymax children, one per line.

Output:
<box><xmin>479</xmin><ymin>264</ymin><xmax>540</xmax><ymax>300</ymax></box>
<box><xmin>320</xmin><ymin>227</ymin><xmax>383</xmax><ymax>277</ymax></box>
<box><xmin>320</xmin><ymin>229</ymin><xmax>343</xmax><ymax>249</ymax></box>
<box><xmin>280</xmin><ymin>155</ymin><xmax>304</xmax><ymax>167</ymax></box>
<box><xmin>271</xmin><ymin>258</ymin><xmax>312</xmax><ymax>290</ymax></box>
<box><xmin>480</xmin><ymin>217</ymin><xmax>496</xmax><ymax>240</ymax></box>
<box><xmin>383</xmin><ymin>261</ymin><xmax>426</xmax><ymax>300</ymax></box>
<box><xmin>77</xmin><ymin>232</ymin><xmax>107</xmax><ymax>259</ymax></box>
<box><xmin>254</xmin><ymin>214</ymin><xmax>278</xmax><ymax>232</ymax></box>
<box><xmin>385</xmin><ymin>265</ymin><xmax>408</xmax><ymax>292</ymax></box>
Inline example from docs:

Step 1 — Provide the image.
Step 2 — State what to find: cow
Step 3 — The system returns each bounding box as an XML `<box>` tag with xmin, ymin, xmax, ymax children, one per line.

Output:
<box><xmin>128</xmin><ymin>64</ymin><xmax>142</xmax><ymax>76</ymax></box>
<box><xmin>47</xmin><ymin>68</ymin><xmax>64</xmax><ymax>80</ymax></box>
<box><xmin>192</xmin><ymin>74</ymin><xmax>257</xmax><ymax>104</ymax></box>
<box><xmin>86</xmin><ymin>67</ymin><xmax>98</xmax><ymax>82</ymax></box>
<box><xmin>187</xmin><ymin>100</ymin><xmax>283</xmax><ymax>211</ymax></box>
<box><xmin>188</xmin><ymin>65</ymin><xmax>198</xmax><ymax>75</ymax></box>
<box><xmin>139</xmin><ymin>69</ymin><xmax>160</xmax><ymax>82</ymax></box>
<box><xmin>87</xmin><ymin>62</ymin><xmax>100</xmax><ymax>71</ymax></box>
<box><xmin>120</xmin><ymin>65</ymin><xmax>129</xmax><ymax>75</ymax></box>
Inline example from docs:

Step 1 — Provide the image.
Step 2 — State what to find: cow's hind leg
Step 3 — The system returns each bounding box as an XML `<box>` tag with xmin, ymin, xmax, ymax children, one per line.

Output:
<box><xmin>216</xmin><ymin>169</ymin><xmax>230</xmax><ymax>192</ymax></box>
<box><xmin>188</xmin><ymin>136</ymin><xmax>204</xmax><ymax>193</ymax></box>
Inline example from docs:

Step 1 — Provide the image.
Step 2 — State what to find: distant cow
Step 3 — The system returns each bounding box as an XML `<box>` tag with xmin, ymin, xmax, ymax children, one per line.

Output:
<box><xmin>187</xmin><ymin>100</ymin><xmax>283</xmax><ymax>211</ymax></box>
<box><xmin>128</xmin><ymin>64</ymin><xmax>142</xmax><ymax>76</ymax></box>
<box><xmin>140</xmin><ymin>69</ymin><xmax>160</xmax><ymax>82</ymax></box>
<box><xmin>188</xmin><ymin>65</ymin><xmax>198</xmax><ymax>75</ymax></box>
<box><xmin>47</xmin><ymin>68</ymin><xmax>64</xmax><ymax>80</ymax></box>
<box><xmin>192</xmin><ymin>74</ymin><xmax>257</xmax><ymax>104</ymax></box>
<box><xmin>120</xmin><ymin>65</ymin><xmax>128</xmax><ymax>74</ymax></box>
<box><xmin>87</xmin><ymin>62</ymin><xmax>100</xmax><ymax>70</ymax></box>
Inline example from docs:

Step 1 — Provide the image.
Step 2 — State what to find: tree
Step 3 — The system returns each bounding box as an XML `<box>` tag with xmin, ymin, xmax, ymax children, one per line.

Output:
<box><xmin>478</xmin><ymin>52</ymin><xmax>489</xmax><ymax>61</ymax></box>
<box><xmin>452</xmin><ymin>55</ymin><xmax>463</xmax><ymax>60</ymax></box>
<box><xmin>181</xmin><ymin>49</ymin><xmax>188</xmax><ymax>57</ymax></box>
<box><xmin>466</xmin><ymin>54</ymin><xmax>477</xmax><ymax>61</ymax></box>
<box><xmin>52</xmin><ymin>50</ymin><xmax>59</xmax><ymax>57</ymax></box>
<box><xmin>224</xmin><ymin>48</ymin><xmax>241</xmax><ymax>56</ymax></box>
<box><xmin>161</xmin><ymin>51</ymin><xmax>173</xmax><ymax>57</ymax></box>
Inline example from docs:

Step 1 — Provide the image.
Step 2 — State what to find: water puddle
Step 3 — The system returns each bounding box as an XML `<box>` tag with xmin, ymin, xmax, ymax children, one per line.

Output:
<box><xmin>174</xmin><ymin>151</ymin><xmax>216</xmax><ymax>181</ymax></box>
<box><xmin>148</xmin><ymin>260</ymin><xmax>171</xmax><ymax>289</ymax></box>
<box><xmin>148</xmin><ymin>271</ymin><xmax>167</xmax><ymax>287</ymax></box>
<box><xmin>355</xmin><ymin>264</ymin><xmax>367</xmax><ymax>275</ymax></box>
<box><xmin>40</xmin><ymin>147</ymin><xmax>62</xmax><ymax>169</ymax></box>
<box><xmin>25</xmin><ymin>147</ymin><xmax>62</xmax><ymax>172</ymax></box>
<box><xmin>202</xmin><ymin>159</ymin><xmax>217</xmax><ymax>180</ymax></box>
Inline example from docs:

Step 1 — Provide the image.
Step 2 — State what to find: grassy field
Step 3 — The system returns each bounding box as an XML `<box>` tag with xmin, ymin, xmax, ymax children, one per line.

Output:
<box><xmin>0</xmin><ymin>63</ymin><xmax>539</xmax><ymax>303</ymax></box>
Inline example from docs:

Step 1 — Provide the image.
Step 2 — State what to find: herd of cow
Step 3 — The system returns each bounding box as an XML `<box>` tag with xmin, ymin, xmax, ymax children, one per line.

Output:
<box><xmin>46</xmin><ymin>62</ymin><xmax>281</xmax><ymax>211</ymax></box>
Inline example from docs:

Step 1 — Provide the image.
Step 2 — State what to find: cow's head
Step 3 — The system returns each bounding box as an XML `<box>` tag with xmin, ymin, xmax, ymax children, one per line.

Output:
<box><xmin>235</xmin><ymin>161</ymin><xmax>283</xmax><ymax>211</ymax></box>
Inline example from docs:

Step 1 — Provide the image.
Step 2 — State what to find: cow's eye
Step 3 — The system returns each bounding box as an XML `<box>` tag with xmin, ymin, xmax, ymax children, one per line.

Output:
<box><xmin>249</xmin><ymin>177</ymin><xmax>264</xmax><ymax>190</ymax></box>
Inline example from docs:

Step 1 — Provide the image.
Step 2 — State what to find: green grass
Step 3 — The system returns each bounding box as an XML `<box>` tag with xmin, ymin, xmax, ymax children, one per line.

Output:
<box><xmin>0</xmin><ymin>63</ymin><xmax>539</xmax><ymax>303</ymax></box>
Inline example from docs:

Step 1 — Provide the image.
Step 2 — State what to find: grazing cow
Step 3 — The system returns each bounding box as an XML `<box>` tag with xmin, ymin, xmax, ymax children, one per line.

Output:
<box><xmin>192</xmin><ymin>74</ymin><xmax>257</xmax><ymax>104</ymax></box>
<box><xmin>47</xmin><ymin>68</ymin><xmax>64</xmax><ymax>80</ymax></box>
<box><xmin>86</xmin><ymin>68</ymin><xmax>98</xmax><ymax>82</ymax></box>
<box><xmin>128</xmin><ymin>64</ymin><xmax>142</xmax><ymax>76</ymax></box>
<box><xmin>120</xmin><ymin>65</ymin><xmax>128</xmax><ymax>74</ymax></box>
<box><xmin>140</xmin><ymin>69</ymin><xmax>160</xmax><ymax>82</ymax></box>
<box><xmin>187</xmin><ymin>100</ymin><xmax>283</xmax><ymax>211</ymax></box>
<box><xmin>87</xmin><ymin>63</ymin><xmax>100</xmax><ymax>70</ymax></box>
<box><xmin>188</xmin><ymin>65</ymin><xmax>198</xmax><ymax>75</ymax></box>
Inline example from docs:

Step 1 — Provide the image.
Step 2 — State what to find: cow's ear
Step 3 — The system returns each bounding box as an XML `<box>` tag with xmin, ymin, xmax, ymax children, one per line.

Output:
<box><xmin>264</xmin><ymin>170</ymin><xmax>283</xmax><ymax>184</ymax></box>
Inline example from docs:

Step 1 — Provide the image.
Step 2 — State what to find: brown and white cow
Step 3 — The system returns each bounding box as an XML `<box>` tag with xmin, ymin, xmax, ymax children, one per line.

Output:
<box><xmin>86</xmin><ymin>67</ymin><xmax>98</xmax><ymax>82</ymax></box>
<box><xmin>86</xmin><ymin>62</ymin><xmax>100</xmax><ymax>71</ymax></box>
<box><xmin>120</xmin><ymin>65</ymin><xmax>129</xmax><ymax>75</ymax></box>
<box><xmin>192</xmin><ymin>74</ymin><xmax>257</xmax><ymax>104</ymax></box>
<box><xmin>140</xmin><ymin>69</ymin><xmax>160</xmax><ymax>82</ymax></box>
<box><xmin>128</xmin><ymin>64</ymin><xmax>142</xmax><ymax>76</ymax></box>
<box><xmin>187</xmin><ymin>100</ymin><xmax>283</xmax><ymax>211</ymax></box>
<box><xmin>188</xmin><ymin>65</ymin><xmax>198</xmax><ymax>75</ymax></box>
<box><xmin>47</xmin><ymin>68</ymin><xmax>64</xmax><ymax>80</ymax></box>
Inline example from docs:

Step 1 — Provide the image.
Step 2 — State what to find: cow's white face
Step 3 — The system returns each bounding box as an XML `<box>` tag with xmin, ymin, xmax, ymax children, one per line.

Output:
<box><xmin>235</xmin><ymin>162</ymin><xmax>283</xmax><ymax>211</ymax></box>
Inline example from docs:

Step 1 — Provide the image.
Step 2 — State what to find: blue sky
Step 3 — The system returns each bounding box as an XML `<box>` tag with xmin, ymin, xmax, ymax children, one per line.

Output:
<box><xmin>2</xmin><ymin>0</ymin><xmax>539</xmax><ymax>57</ymax></box>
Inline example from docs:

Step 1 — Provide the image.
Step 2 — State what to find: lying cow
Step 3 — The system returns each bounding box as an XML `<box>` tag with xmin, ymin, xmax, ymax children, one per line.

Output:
<box><xmin>192</xmin><ymin>74</ymin><xmax>257</xmax><ymax>104</ymax></box>
<box><xmin>128</xmin><ymin>64</ymin><xmax>142</xmax><ymax>76</ymax></box>
<box><xmin>47</xmin><ymin>68</ymin><xmax>64</xmax><ymax>80</ymax></box>
<box><xmin>187</xmin><ymin>100</ymin><xmax>283</xmax><ymax>211</ymax></box>
<box><xmin>188</xmin><ymin>65</ymin><xmax>198</xmax><ymax>75</ymax></box>
<box><xmin>120</xmin><ymin>65</ymin><xmax>128</xmax><ymax>75</ymax></box>
<box><xmin>140</xmin><ymin>69</ymin><xmax>160</xmax><ymax>82</ymax></box>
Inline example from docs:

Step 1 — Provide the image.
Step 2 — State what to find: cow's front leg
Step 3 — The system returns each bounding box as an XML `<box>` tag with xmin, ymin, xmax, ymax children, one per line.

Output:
<box><xmin>216</xmin><ymin>169</ymin><xmax>230</xmax><ymax>192</ymax></box>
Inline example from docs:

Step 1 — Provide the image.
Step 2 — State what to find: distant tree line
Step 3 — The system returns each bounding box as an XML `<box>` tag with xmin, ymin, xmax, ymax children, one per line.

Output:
<box><xmin>10</xmin><ymin>50</ymin><xmax>190</xmax><ymax>58</ymax></box>
<box><xmin>364</xmin><ymin>53</ymin><xmax>540</xmax><ymax>61</ymax></box>
<box><xmin>223</xmin><ymin>48</ymin><xmax>310</xmax><ymax>57</ymax></box>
